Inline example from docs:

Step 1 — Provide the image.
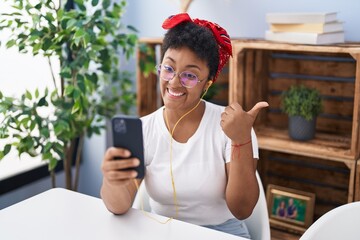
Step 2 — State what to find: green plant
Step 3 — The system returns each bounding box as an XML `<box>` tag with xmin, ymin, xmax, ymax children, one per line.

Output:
<box><xmin>281</xmin><ymin>85</ymin><xmax>323</xmax><ymax>121</ymax></box>
<box><xmin>0</xmin><ymin>0</ymin><xmax>137</xmax><ymax>190</ymax></box>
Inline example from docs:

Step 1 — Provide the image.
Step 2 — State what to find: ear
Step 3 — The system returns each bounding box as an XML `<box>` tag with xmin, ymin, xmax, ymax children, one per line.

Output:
<box><xmin>206</xmin><ymin>80</ymin><xmax>213</xmax><ymax>90</ymax></box>
<box><xmin>201</xmin><ymin>80</ymin><xmax>214</xmax><ymax>99</ymax></box>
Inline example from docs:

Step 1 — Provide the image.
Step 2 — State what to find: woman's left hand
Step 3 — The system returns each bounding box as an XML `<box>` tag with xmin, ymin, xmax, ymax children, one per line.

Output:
<box><xmin>221</xmin><ymin>102</ymin><xmax>269</xmax><ymax>143</ymax></box>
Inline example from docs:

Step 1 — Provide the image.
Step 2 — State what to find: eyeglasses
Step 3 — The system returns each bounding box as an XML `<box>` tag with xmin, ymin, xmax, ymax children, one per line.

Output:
<box><xmin>156</xmin><ymin>64</ymin><xmax>206</xmax><ymax>88</ymax></box>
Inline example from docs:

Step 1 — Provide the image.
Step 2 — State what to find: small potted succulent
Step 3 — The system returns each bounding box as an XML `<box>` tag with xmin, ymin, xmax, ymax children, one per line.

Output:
<box><xmin>281</xmin><ymin>85</ymin><xmax>323</xmax><ymax>141</ymax></box>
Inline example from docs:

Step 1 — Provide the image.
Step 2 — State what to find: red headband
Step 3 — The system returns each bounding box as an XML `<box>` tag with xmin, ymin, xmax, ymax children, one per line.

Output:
<box><xmin>162</xmin><ymin>13</ymin><xmax>232</xmax><ymax>82</ymax></box>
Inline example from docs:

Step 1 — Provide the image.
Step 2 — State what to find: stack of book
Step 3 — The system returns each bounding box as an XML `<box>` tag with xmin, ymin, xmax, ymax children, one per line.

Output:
<box><xmin>265</xmin><ymin>12</ymin><xmax>345</xmax><ymax>45</ymax></box>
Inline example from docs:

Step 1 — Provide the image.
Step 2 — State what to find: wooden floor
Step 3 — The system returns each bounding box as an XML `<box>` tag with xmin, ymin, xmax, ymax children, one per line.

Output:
<box><xmin>271</xmin><ymin>228</ymin><xmax>302</xmax><ymax>240</ymax></box>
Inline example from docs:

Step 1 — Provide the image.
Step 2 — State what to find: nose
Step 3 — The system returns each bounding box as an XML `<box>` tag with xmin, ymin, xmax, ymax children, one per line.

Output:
<box><xmin>168</xmin><ymin>73</ymin><xmax>183</xmax><ymax>88</ymax></box>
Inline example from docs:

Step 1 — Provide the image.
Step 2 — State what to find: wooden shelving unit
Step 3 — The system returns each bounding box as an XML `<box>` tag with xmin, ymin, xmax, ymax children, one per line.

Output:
<box><xmin>229</xmin><ymin>39</ymin><xmax>360</xmax><ymax>233</ymax></box>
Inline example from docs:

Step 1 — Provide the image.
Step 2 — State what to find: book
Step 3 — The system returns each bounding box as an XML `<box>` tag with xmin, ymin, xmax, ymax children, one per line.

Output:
<box><xmin>266</xmin><ymin>12</ymin><xmax>338</xmax><ymax>24</ymax></box>
<box><xmin>265</xmin><ymin>30</ymin><xmax>345</xmax><ymax>45</ymax></box>
<box><xmin>270</xmin><ymin>21</ymin><xmax>343</xmax><ymax>34</ymax></box>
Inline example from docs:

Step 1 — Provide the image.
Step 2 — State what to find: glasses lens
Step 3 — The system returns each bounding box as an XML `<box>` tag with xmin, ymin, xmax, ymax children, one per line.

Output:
<box><xmin>159</xmin><ymin>65</ymin><xmax>174</xmax><ymax>81</ymax></box>
<box><xmin>179</xmin><ymin>71</ymin><xmax>198</xmax><ymax>88</ymax></box>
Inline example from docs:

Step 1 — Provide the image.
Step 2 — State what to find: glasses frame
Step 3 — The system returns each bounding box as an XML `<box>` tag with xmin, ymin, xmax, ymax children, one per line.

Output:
<box><xmin>156</xmin><ymin>64</ymin><xmax>207</xmax><ymax>88</ymax></box>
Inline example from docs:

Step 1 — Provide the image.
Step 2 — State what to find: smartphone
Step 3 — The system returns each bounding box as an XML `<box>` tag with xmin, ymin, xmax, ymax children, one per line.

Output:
<box><xmin>111</xmin><ymin>115</ymin><xmax>145</xmax><ymax>179</ymax></box>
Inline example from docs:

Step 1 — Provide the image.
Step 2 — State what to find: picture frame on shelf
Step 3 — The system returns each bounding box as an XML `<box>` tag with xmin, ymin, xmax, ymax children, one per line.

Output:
<box><xmin>266</xmin><ymin>184</ymin><xmax>316</xmax><ymax>233</ymax></box>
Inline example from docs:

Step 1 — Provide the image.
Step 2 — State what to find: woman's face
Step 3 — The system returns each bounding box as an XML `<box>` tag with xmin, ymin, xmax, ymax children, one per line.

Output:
<box><xmin>160</xmin><ymin>47</ymin><xmax>210</xmax><ymax>113</ymax></box>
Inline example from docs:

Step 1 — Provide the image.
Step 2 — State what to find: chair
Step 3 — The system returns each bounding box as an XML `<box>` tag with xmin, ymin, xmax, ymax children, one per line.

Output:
<box><xmin>300</xmin><ymin>201</ymin><xmax>360</xmax><ymax>240</ymax></box>
<box><xmin>132</xmin><ymin>172</ymin><xmax>271</xmax><ymax>240</ymax></box>
<box><xmin>244</xmin><ymin>172</ymin><xmax>271</xmax><ymax>240</ymax></box>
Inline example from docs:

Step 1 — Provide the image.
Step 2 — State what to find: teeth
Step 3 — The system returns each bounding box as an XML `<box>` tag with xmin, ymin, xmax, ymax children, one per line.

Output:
<box><xmin>168</xmin><ymin>88</ymin><xmax>185</xmax><ymax>97</ymax></box>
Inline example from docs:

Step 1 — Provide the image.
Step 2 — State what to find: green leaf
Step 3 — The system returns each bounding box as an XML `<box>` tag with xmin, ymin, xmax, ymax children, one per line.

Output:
<box><xmin>71</xmin><ymin>100</ymin><xmax>81</xmax><ymax>114</ymax></box>
<box><xmin>48</xmin><ymin>157</ymin><xmax>58</xmax><ymax>171</ymax></box>
<box><xmin>44</xmin><ymin>12</ymin><xmax>55</xmax><ymax>22</ymax></box>
<box><xmin>102</xmin><ymin>0</ymin><xmax>111</xmax><ymax>9</ymax></box>
<box><xmin>25</xmin><ymin>90</ymin><xmax>32</xmax><ymax>100</ymax></box>
<box><xmin>127</xmin><ymin>25</ymin><xmax>138</xmax><ymax>32</ymax></box>
<box><xmin>91</xmin><ymin>0</ymin><xmax>99</xmax><ymax>6</ymax></box>
<box><xmin>42</xmin><ymin>152</ymin><xmax>52</xmax><ymax>160</ymax></box>
<box><xmin>33</xmin><ymin>43</ymin><xmax>41</xmax><ymax>53</ymax></box>
<box><xmin>74</xmin><ymin>28</ymin><xmax>85</xmax><ymax>38</ymax></box>
<box><xmin>20</xmin><ymin>117</ymin><xmax>30</xmax><ymax>127</ymax></box>
<box><xmin>41</xmin><ymin>128</ymin><xmax>50</xmax><ymax>139</ymax></box>
<box><xmin>0</xmin><ymin>91</ymin><xmax>3</xmax><ymax>99</ymax></box>
<box><xmin>72</xmin><ymin>88</ymin><xmax>81</xmax><ymax>100</ymax></box>
<box><xmin>34</xmin><ymin>3</ymin><xmax>42</xmax><ymax>10</ymax></box>
<box><xmin>64</xmin><ymin>85</ymin><xmax>74</xmax><ymax>96</ymax></box>
<box><xmin>60</xmin><ymin>69</ymin><xmax>72</xmax><ymax>79</ymax></box>
<box><xmin>29</xmin><ymin>120</ymin><xmax>36</xmax><ymax>131</ymax></box>
<box><xmin>35</xmin><ymin>89</ymin><xmax>39</xmax><ymax>98</ymax></box>
<box><xmin>43</xmin><ymin>142</ymin><xmax>53</xmax><ymax>153</ymax></box>
<box><xmin>54</xmin><ymin>120</ymin><xmax>69</xmax><ymax>136</ymax></box>
<box><xmin>66</xmin><ymin>19</ymin><xmax>77</xmax><ymax>29</ymax></box>
<box><xmin>6</xmin><ymin>39</ymin><xmax>16</xmax><ymax>48</ymax></box>
<box><xmin>77</xmin><ymin>75</ymin><xmax>86</xmax><ymax>93</ymax></box>
<box><xmin>38</xmin><ymin>96</ymin><xmax>48</xmax><ymax>106</ymax></box>
<box><xmin>53</xmin><ymin>142</ymin><xmax>64</xmax><ymax>158</ymax></box>
<box><xmin>3</xmin><ymin>144</ymin><xmax>11</xmax><ymax>156</ymax></box>
<box><xmin>42</xmin><ymin>38</ymin><xmax>52</xmax><ymax>51</ymax></box>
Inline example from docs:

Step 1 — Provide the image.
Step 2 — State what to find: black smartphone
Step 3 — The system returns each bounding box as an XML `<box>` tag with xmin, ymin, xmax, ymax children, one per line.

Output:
<box><xmin>111</xmin><ymin>115</ymin><xmax>145</xmax><ymax>179</ymax></box>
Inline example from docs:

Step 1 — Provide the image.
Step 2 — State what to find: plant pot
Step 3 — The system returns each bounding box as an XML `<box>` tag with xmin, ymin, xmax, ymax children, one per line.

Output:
<box><xmin>288</xmin><ymin>116</ymin><xmax>316</xmax><ymax>141</ymax></box>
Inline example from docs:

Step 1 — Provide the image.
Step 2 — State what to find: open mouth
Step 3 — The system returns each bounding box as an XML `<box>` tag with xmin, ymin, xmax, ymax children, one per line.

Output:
<box><xmin>167</xmin><ymin>88</ymin><xmax>185</xmax><ymax>97</ymax></box>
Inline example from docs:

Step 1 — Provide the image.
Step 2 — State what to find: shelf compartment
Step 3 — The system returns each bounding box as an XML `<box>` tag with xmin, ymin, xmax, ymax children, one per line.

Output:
<box><xmin>258</xmin><ymin>150</ymin><xmax>356</xmax><ymax>222</ymax></box>
<box><xmin>256</xmin><ymin>126</ymin><xmax>352</xmax><ymax>162</ymax></box>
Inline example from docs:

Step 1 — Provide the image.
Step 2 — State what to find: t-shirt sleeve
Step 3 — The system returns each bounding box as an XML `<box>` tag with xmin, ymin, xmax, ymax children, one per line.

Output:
<box><xmin>225</xmin><ymin>128</ymin><xmax>259</xmax><ymax>163</ymax></box>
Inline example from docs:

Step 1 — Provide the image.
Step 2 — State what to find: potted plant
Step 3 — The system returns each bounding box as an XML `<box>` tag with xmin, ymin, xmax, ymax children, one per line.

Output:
<box><xmin>0</xmin><ymin>0</ymin><xmax>137</xmax><ymax>190</ymax></box>
<box><xmin>281</xmin><ymin>85</ymin><xmax>323</xmax><ymax>141</ymax></box>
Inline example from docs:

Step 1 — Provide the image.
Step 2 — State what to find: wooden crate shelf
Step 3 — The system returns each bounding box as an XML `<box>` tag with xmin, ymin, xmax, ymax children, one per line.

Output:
<box><xmin>229</xmin><ymin>39</ymin><xmax>360</xmax><ymax>161</ymax></box>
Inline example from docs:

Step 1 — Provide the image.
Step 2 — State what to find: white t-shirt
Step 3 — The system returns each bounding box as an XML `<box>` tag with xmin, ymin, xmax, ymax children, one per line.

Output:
<box><xmin>141</xmin><ymin>101</ymin><xmax>259</xmax><ymax>225</ymax></box>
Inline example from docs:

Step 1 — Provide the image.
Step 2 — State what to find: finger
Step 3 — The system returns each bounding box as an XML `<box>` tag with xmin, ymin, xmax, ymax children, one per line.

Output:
<box><xmin>229</xmin><ymin>102</ymin><xmax>243</xmax><ymax>111</ymax></box>
<box><xmin>224</xmin><ymin>106</ymin><xmax>231</xmax><ymax>114</ymax></box>
<box><xmin>220</xmin><ymin>119</ymin><xmax>225</xmax><ymax>128</ymax></box>
<box><xmin>106</xmin><ymin>179</ymin><xmax>132</xmax><ymax>186</ymax></box>
<box><xmin>103</xmin><ymin>158</ymin><xmax>140</xmax><ymax>171</ymax></box>
<box><xmin>221</xmin><ymin>112</ymin><xmax>228</xmax><ymax>120</ymax></box>
<box><xmin>104</xmin><ymin>147</ymin><xmax>131</xmax><ymax>161</ymax></box>
<box><xmin>107</xmin><ymin>169</ymin><xmax>138</xmax><ymax>180</ymax></box>
<box><xmin>247</xmin><ymin>101</ymin><xmax>269</xmax><ymax>118</ymax></box>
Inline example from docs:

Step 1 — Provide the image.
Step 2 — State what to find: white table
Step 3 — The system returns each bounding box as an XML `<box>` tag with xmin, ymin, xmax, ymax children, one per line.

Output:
<box><xmin>0</xmin><ymin>188</ymin><xmax>246</xmax><ymax>240</ymax></box>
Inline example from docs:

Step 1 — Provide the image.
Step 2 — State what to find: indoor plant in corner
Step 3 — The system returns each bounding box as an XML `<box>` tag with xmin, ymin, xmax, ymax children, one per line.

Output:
<box><xmin>0</xmin><ymin>0</ymin><xmax>137</xmax><ymax>190</ymax></box>
<box><xmin>281</xmin><ymin>85</ymin><xmax>323</xmax><ymax>141</ymax></box>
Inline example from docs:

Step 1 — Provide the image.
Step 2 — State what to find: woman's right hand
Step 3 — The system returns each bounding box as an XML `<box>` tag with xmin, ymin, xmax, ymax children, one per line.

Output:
<box><xmin>101</xmin><ymin>147</ymin><xmax>140</xmax><ymax>186</ymax></box>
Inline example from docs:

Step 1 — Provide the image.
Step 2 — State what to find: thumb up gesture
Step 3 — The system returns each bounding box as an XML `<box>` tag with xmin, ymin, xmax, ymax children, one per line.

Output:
<box><xmin>220</xmin><ymin>102</ymin><xmax>269</xmax><ymax>143</ymax></box>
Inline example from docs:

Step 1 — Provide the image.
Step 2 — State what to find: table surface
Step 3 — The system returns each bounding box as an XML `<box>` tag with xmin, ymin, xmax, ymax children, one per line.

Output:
<box><xmin>0</xmin><ymin>188</ymin><xmax>245</xmax><ymax>240</ymax></box>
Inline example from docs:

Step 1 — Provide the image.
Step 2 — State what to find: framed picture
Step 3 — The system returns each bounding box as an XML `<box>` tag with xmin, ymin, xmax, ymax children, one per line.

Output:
<box><xmin>266</xmin><ymin>184</ymin><xmax>316</xmax><ymax>233</ymax></box>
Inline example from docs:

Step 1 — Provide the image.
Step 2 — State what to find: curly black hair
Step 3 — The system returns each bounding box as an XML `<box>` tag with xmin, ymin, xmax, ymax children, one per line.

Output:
<box><xmin>161</xmin><ymin>21</ymin><xmax>219</xmax><ymax>80</ymax></box>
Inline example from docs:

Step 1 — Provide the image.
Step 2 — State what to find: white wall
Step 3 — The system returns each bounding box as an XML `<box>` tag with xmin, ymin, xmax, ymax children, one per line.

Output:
<box><xmin>124</xmin><ymin>0</ymin><xmax>360</xmax><ymax>41</ymax></box>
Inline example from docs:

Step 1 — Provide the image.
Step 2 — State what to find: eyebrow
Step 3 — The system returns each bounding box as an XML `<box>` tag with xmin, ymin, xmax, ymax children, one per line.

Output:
<box><xmin>164</xmin><ymin>56</ymin><xmax>201</xmax><ymax>71</ymax></box>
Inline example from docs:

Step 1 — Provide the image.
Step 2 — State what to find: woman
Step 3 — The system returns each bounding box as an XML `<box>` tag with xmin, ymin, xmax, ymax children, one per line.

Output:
<box><xmin>101</xmin><ymin>13</ymin><xmax>268</xmax><ymax>238</ymax></box>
